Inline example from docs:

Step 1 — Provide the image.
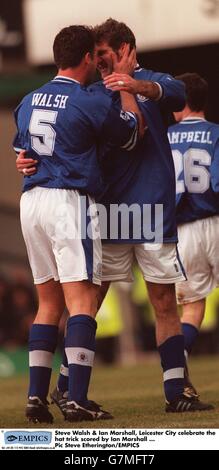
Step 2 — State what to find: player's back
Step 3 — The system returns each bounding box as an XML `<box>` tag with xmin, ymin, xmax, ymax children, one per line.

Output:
<box><xmin>13</xmin><ymin>76</ymin><xmax>112</xmax><ymax>196</ymax></box>
<box><xmin>168</xmin><ymin>117</ymin><xmax>219</xmax><ymax>224</ymax></box>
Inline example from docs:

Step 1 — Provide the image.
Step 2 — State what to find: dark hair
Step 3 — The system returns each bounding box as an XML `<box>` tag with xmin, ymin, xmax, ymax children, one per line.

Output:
<box><xmin>175</xmin><ymin>73</ymin><xmax>208</xmax><ymax>112</ymax></box>
<box><xmin>53</xmin><ymin>25</ymin><xmax>95</xmax><ymax>69</ymax></box>
<box><xmin>94</xmin><ymin>18</ymin><xmax>136</xmax><ymax>51</ymax></box>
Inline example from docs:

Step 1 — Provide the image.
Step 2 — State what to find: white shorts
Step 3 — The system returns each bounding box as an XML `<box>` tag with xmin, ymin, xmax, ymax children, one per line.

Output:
<box><xmin>176</xmin><ymin>216</ymin><xmax>219</xmax><ymax>304</ymax></box>
<box><xmin>102</xmin><ymin>242</ymin><xmax>186</xmax><ymax>284</ymax></box>
<box><xmin>20</xmin><ymin>187</ymin><xmax>102</xmax><ymax>285</ymax></box>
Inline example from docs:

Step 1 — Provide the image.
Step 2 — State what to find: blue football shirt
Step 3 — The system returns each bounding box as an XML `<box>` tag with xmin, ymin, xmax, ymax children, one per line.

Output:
<box><xmin>13</xmin><ymin>76</ymin><xmax>138</xmax><ymax>197</ymax></box>
<box><xmin>90</xmin><ymin>68</ymin><xmax>185</xmax><ymax>243</ymax></box>
<box><xmin>168</xmin><ymin>117</ymin><xmax>219</xmax><ymax>225</ymax></box>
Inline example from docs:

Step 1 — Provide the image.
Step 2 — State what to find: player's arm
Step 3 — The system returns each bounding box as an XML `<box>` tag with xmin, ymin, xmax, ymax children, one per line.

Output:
<box><xmin>13</xmin><ymin>105</ymin><xmax>38</xmax><ymax>176</ymax></box>
<box><xmin>104</xmin><ymin>74</ymin><xmax>161</xmax><ymax>100</ymax></box>
<box><xmin>96</xmin><ymin>44</ymin><xmax>143</xmax><ymax>151</ymax></box>
<box><xmin>104</xmin><ymin>43</ymin><xmax>160</xmax><ymax>100</ymax></box>
<box><xmin>100</xmin><ymin>103</ymin><xmax>139</xmax><ymax>152</ymax></box>
<box><xmin>119</xmin><ymin>91</ymin><xmax>145</xmax><ymax>138</ymax></box>
<box><xmin>150</xmin><ymin>72</ymin><xmax>186</xmax><ymax>110</ymax></box>
<box><xmin>109</xmin><ymin>44</ymin><xmax>145</xmax><ymax>136</ymax></box>
<box><xmin>104</xmin><ymin>71</ymin><xmax>185</xmax><ymax>111</ymax></box>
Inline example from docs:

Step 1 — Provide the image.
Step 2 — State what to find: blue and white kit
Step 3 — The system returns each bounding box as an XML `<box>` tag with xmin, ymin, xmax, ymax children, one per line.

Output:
<box><xmin>14</xmin><ymin>76</ymin><xmax>138</xmax><ymax>284</ymax></box>
<box><xmin>168</xmin><ymin>117</ymin><xmax>219</xmax><ymax>302</ymax></box>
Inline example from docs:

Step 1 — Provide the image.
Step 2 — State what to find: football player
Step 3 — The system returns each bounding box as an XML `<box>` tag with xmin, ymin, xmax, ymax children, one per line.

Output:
<box><xmin>168</xmin><ymin>72</ymin><xmax>219</xmax><ymax>406</ymax></box>
<box><xmin>17</xmin><ymin>20</ymin><xmax>213</xmax><ymax>414</ymax></box>
<box><xmin>13</xmin><ymin>24</ymin><xmax>141</xmax><ymax>423</ymax></box>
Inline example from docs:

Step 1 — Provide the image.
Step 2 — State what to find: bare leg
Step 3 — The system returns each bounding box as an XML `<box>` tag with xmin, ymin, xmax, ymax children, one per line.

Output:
<box><xmin>34</xmin><ymin>279</ymin><xmax>65</xmax><ymax>325</ymax></box>
<box><xmin>62</xmin><ymin>280</ymin><xmax>100</xmax><ymax>317</ymax></box>
<box><xmin>181</xmin><ymin>299</ymin><xmax>206</xmax><ymax>329</ymax></box>
<box><xmin>146</xmin><ymin>281</ymin><xmax>181</xmax><ymax>346</ymax></box>
<box><xmin>145</xmin><ymin>281</ymin><xmax>185</xmax><ymax>404</ymax></box>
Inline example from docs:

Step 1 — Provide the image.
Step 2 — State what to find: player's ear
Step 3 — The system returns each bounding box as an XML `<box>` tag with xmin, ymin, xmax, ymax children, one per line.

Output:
<box><xmin>118</xmin><ymin>42</ymin><xmax>129</xmax><ymax>58</ymax></box>
<box><xmin>84</xmin><ymin>51</ymin><xmax>92</xmax><ymax>64</ymax></box>
<box><xmin>118</xmin><ymin>42</ymin><xmax>126</xmax><ymax>52</ymax></box>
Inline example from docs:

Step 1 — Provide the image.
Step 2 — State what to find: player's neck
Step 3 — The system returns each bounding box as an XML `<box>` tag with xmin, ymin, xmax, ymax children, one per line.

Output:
<box><xmin>182</xmin><ymin>109</ymin><xmax>205</xmax><ymax>120</ymax></box>
<box><xmin>57</xmin><ymin>67</ymin><xmax>86</xmax><ymax>85</ymax></box>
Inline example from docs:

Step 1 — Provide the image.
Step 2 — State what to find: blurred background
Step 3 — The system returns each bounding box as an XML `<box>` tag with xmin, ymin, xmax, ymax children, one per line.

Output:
<box><xmin>1</xmin><ymin>0</ymin><xmax>219</xmax><ymax>377</ymax></box>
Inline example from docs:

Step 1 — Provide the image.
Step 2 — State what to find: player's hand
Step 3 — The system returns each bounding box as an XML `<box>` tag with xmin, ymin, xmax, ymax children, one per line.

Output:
<box><xmin>104</xmin><ymin>73</ymin><xmax>139</xmax><ymax>94</ymax></box>
<box><xmin>16</xmin><ymin>150</ymin><xmax>38</xmax><ymax>175</ymax></box>
<box><xmin>112</xmin><ymin>43</ymin><xmax>136</xmax><ymax>75</ymax></box>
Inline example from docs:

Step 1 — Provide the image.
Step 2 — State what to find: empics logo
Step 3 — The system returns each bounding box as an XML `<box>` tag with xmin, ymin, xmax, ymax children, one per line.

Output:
<box><xmin>6</xmin><ymin>435</ymin><xmax>17</xmax><ymax>442</ymax></box>
<box><xmin>4</xmin><ymin>431</ymin><xmax>52</xmax><ymax>445</ymax></box>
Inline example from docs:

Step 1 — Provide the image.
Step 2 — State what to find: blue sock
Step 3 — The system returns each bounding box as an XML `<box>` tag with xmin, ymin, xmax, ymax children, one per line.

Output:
<box><xmin>65</xmin><ymin>314</ymin><xmax>97</xmax><ymax>406</ymax></box>
<box><xmin>182</xmin><ymin>323</ymin><xmax>199</xmax><ymax>355</ymax></box>
<box><xmin>29</xmin><ymin>324</ymin><xmax>58</xmax><ymax>401</ymax></box>
<box><xmin>158</xmin><ymin>335</ymin><xmax>185</xmax><ymax>402</ymax></box>
<box><xmin>57</xmin><ymin>342</ymin><xmax>69</xmax><ymax>393</ymax></box>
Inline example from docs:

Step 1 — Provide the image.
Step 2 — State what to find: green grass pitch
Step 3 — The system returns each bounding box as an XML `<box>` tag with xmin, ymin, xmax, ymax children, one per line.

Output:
<box><xmin>0</xmin><ymin>355</ymin><xmax>218</xmax><ymax>429</ymax></box>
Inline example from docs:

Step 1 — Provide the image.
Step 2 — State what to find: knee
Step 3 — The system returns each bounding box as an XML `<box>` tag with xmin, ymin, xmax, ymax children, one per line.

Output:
<box><xmin>38</xmin><ymin>299</ymin><xmax>65</xmax><ymax>315</ymax></box>
<box><xmin>66</xmin><ymin>289</ymin><xmax>99</xmax><ymax>316</ymax></box>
